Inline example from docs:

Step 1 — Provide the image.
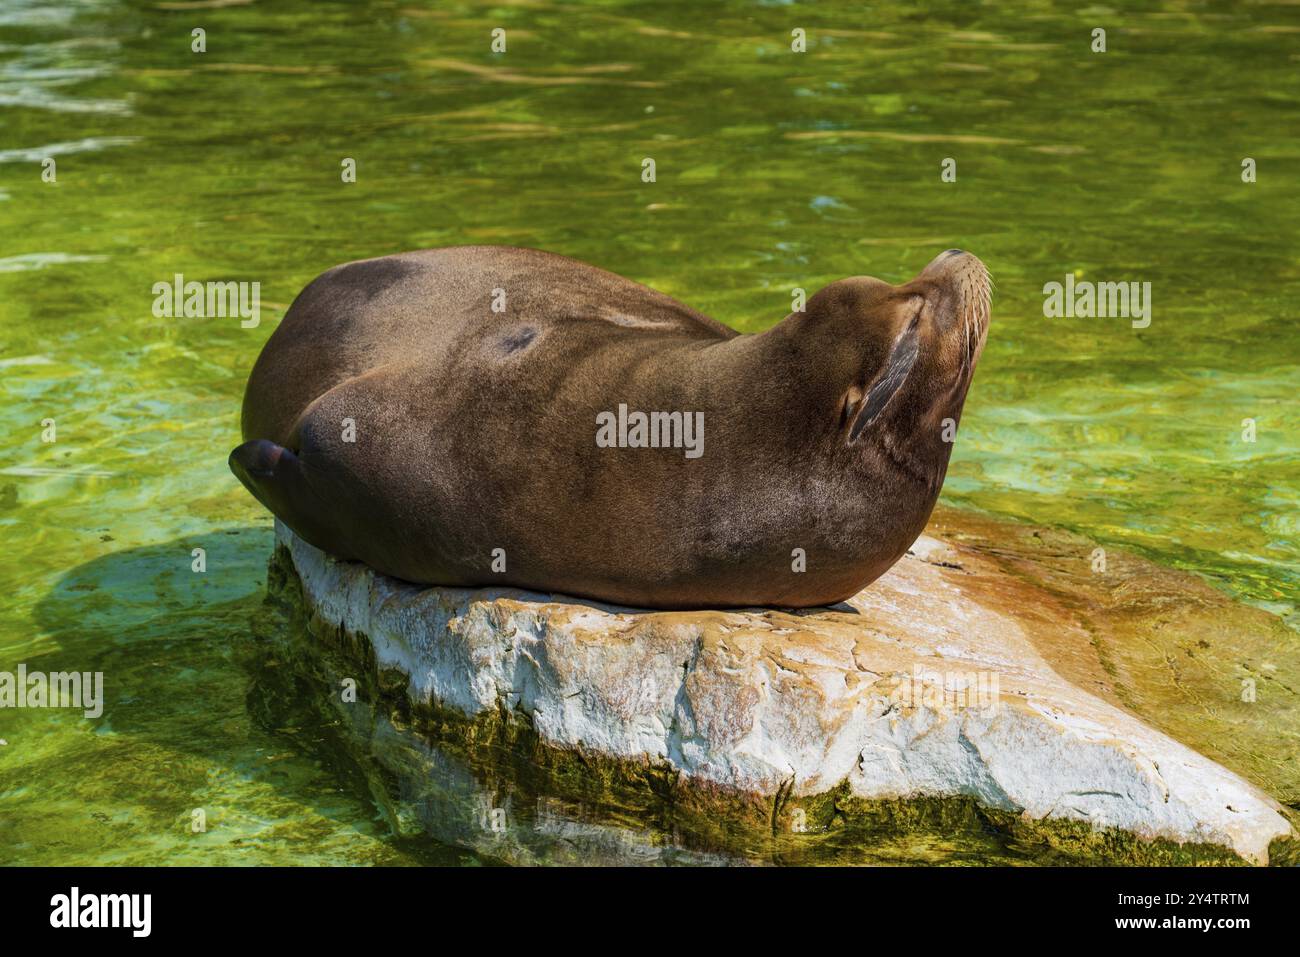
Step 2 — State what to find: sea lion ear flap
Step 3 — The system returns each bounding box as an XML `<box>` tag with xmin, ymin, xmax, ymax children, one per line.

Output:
<box><xmin>849</xmin><ymin>321</ymin><xmax>920</xmax><ymax>443</ymax></box>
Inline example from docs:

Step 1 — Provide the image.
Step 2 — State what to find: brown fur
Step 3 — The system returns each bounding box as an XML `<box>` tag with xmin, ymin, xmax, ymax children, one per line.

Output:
<box><xmin>231</xmin><ymin>246</ymin><xmax>990</xmax><ymax>608</ymax></box>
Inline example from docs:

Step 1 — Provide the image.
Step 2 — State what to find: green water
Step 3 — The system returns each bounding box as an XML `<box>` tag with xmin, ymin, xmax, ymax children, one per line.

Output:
<box><xmin>1</xmin><ymin>0</ymin><xmax>1297</xmax><ymax>865</ymax></box>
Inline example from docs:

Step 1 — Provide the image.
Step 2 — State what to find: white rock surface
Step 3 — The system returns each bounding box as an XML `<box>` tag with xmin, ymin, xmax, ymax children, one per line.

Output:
<box><xmin>276</xmin><ymin>520</ymin><xmax>1295</xmax><ymax>864</ymax></box>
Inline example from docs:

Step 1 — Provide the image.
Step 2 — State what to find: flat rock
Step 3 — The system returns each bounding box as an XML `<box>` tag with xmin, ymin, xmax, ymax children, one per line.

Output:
<box><xmin>273</xmin><ymin>514</ymin><xmax>1297</xmax><ymax>864</ymax></box>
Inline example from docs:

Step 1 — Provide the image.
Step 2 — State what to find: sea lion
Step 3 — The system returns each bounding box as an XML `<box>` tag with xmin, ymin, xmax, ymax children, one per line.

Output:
<box><xmin>231</xmin><ymin>246</ymin><xmax>991</xmax><ymax>609</ymax></box>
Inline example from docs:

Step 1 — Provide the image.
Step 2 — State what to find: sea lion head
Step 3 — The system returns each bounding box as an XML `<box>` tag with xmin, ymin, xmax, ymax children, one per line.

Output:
<box><xmin>806</xmin><ymin>249</ymin><xmax>992</xmax><ymax>487</ymax></box>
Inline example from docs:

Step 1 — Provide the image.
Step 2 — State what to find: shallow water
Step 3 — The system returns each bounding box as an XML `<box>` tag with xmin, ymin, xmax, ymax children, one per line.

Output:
<box><xmin>1</xmin><ymin>0</ymin><xmax>1296</xmax><ymax>865</ymax></box>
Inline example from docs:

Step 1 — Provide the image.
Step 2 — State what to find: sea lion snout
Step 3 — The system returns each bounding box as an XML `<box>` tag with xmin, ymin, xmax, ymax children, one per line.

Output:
<box><xmin>914</xmin><ymin>249</ymin><xmax>992</xmax><ymax>365</ymax></box>
<box><xmin>919</xmin><ymin>247</ymin><xmax>986</xmax><ymax>287</ymax></box>
<box><xmin>229</xmin><ymin>438</ymin><xmax>285</xmax><ymax>481</ymax></box>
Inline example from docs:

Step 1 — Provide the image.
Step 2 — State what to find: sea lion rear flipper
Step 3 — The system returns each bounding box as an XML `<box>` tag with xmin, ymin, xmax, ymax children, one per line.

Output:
<box><xmin>229</xmin><ymin>439</ymin><xmax>348</xmax><ymax>556</ymax></box>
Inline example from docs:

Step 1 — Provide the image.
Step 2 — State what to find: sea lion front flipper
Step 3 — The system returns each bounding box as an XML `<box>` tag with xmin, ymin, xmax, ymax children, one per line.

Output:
<box><xmin>848</xmin><ymin>318</ymin><xmax>920</xmax><ymax>443</ymax></box>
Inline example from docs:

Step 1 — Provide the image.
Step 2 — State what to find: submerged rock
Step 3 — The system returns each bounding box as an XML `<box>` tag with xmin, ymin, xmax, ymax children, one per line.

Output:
<box><xmin>272</xmin><ymin>513</ymin><xmax>1297</xmax><ymax>865</ymax></box>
